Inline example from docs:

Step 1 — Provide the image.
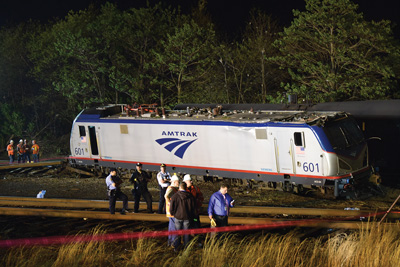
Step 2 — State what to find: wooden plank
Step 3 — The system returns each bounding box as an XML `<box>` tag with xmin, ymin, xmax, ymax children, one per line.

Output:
<box><xmin>0</xmin><ymin>207</ymin><xmax>398</xmax><ymax>230</ymax></box>
<box><xmin>0</xmin><ymin>161</ymin><xmax>63</xmax><ymax>170</ymax></box>
<box><xmin>65</xmin><ymin>166</ymin><xmax>95</xmax><ymax>177</ymax></box>
<box><xmin>0</xmin><ymin>207</ymin><xmax>168</xmax><ymax>221</ymax></box>
<box><xmin>0</xmin><ymin>196</ymin><xmax>397</xmax><ymax>218</ymax></box>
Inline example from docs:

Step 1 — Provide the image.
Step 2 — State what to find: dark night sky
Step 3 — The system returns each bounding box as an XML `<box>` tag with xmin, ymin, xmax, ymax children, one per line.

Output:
<box><xmin>0</xmin><ymin>0</ymin><xmax>399</xmax><ymax>37</ymax></box>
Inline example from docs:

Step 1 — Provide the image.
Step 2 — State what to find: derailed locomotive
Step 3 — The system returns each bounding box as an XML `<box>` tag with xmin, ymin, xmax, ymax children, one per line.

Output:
<box><xmin>69</xmin><ymin>104</ymin><xmax>371</xmax><ymax>197</ymax></box>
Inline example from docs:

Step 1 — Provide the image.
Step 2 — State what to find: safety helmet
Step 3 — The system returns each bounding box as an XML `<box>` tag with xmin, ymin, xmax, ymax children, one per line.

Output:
<box><xmin>183</xmin><ymin>174</ymin><xmax>191</xmax><ymax>181</ymax></box>
<box><xmin>171</xmin><ymin>174</ymin><xmax>179</xmax><ymax>181</ymax></box>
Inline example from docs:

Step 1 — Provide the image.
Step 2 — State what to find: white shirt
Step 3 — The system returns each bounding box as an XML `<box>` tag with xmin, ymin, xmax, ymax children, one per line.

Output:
<box><xmin>106</xmin><ymin>174</ymin><xmax>116</xmax><ymax>190</ymax></box>
<box><xmin>157</xmin><ymin>171</ymin><xmax>171</xmax><ymax>188</ymax></box>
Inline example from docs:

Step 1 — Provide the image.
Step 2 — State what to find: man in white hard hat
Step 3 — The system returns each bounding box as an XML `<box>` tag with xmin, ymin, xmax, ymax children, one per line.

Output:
<box><xmin>183</xmin><ymin>174</ymin><xmax>204</xmax><ymax>229</ymax></box>
<box><xmin>165</xmin><ymin>174</ymin><xmax>180</xmax><ymax>246</ymax></box>
<box><xmin>16</xmin><ymin>139</ymin><xmax>25</xmax><ymax>163</ymax></box>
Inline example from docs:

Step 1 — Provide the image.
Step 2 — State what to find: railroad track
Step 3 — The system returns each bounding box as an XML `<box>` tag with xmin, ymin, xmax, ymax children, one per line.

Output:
<box><xmin>0</xmin><ymin>196</ymin><xmax>399</xmax><ymax>230</ymax></box>
<box><xmin>0</xmin><ymin>160</ymin><xmax>64</xmax><ymax>170</ymax></box>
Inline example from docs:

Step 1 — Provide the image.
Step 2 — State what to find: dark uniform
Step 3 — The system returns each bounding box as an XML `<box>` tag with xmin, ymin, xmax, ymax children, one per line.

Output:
<box><xmin>130</xmin><ymin>164</ymin><xmax>153</xmax><ymax>213</ymax></box>
<box><xmin>106</xmin><ymin>170</ymin><xmax>128</xmax><ymax>214</ymax></box>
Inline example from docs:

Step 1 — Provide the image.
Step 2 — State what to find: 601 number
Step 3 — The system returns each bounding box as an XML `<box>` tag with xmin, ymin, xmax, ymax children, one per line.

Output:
<box><xmin>75</xmin><ymin>148</ymin><xmax>85</xmax><ymax>155</ymax></box>
<box><xmin>303</xmin><ymin>162</ymin><xmax>319</xmax><ymax>173</ymax></box>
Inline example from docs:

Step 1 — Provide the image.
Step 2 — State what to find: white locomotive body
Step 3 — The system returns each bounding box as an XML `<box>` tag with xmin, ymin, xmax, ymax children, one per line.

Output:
<box><xmin>69</xmin><ymin>105</ymin><xmax>371</xmax><ymax>197</ymax></box>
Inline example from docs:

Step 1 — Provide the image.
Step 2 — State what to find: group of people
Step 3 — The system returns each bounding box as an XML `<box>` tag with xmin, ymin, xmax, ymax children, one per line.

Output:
<box><xmin>6</xmin><ymin>139</ymin><xmax>40</xmax><ymax>164</ymax></box>
<box><xmin>105</xmin><ymin>162</ymin><xmax>235</xmax><ymax>250</ymax></box>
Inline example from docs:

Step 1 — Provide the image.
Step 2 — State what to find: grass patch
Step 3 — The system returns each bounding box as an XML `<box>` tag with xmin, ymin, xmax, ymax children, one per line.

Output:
<box><xmin>1</xmin><ymin>223</ymin><xmax>400</xmax><ymax>267</ymax></box>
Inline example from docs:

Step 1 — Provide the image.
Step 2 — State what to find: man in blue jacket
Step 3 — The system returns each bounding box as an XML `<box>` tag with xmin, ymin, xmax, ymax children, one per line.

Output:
<box><xmin>208</xmin><ymin>184</ymin><xmax>235</xmax><ymax>227</ymax></box>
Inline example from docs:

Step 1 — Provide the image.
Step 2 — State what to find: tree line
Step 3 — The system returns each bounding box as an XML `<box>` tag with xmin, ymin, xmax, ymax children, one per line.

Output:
<box><xmin>0</xmin><ymin>0</ymin><xmax>399</xmax><ymax>147</ymax></box>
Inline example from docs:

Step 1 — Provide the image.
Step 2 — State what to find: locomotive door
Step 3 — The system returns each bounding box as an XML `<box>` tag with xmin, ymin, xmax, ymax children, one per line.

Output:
<box><xmin>274</xmin><ymin>131</ymin><xmax>294</xmax><ymax>174</ymax></box>
<box><xmin>88</xmin><ymin>126</ymin><xmax>100</xmax><ymax>158</ymax></box>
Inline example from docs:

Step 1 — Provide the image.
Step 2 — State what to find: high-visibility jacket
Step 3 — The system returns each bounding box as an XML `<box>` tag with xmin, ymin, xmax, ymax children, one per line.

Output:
<box><xmin>7</xmin><ymin>144</ymin><xmax>14</xmax><ymax>156</ymax></box>
<box><xmin>17</xmin><ymin>144</ymin><xmax>25</xmax><ymax>154</ymax></box>
<box><xmin>32</xmin><ymin>144</ymin><xmax>39</xmax><ymax>154</ymax></box>
<box><xmin>165</xmin><ymin>186</ymin><xmax>178</xmax><ymax>218</ymax></box>
<box><xmin>187</xmin><ymin>185</ymin><xmax>204</xmax><ymax>213</ymax></box>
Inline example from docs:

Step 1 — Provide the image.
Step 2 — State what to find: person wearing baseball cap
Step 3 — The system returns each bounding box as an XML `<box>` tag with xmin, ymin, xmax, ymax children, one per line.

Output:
<box><xmin>157</xmin><ymin>163</ymin><xmax>171</xmax><ymax>214</ymax></box>
<box><xmin>183</xmin><ymin>174</ymin><xmax>204</xmax><ymax>229</ymax></box>
<box><xmin>105</xmin><ymin>168</ymin><xmax>128</xmax><ymax>214</ymax></box>
<box><xmin>129</xmin><ymin>163</ymin><xmax>153</xmax><ymax>213</ymax></box>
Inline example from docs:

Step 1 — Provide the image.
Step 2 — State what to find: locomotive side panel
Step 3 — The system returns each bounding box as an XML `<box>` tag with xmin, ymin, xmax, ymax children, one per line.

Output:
<box><xmin>97</xmin><ymin>121</ymin><xmax>278</xmax><ymax>175</ymax></box>
<box><xmin>71</xmin><ymin>118</ymin><xmax>334</xmax><ymax>182</ymax></box>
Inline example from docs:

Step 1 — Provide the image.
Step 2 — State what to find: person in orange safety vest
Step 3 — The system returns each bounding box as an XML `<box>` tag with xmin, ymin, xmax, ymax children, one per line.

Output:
<box><xmin>16</xmin><ymin>139</ymin><xmax>25</xmax><ymax>163</ymax></box>
<box><xmin>6</xmin><ymin>140</ymin><xmax>14</xmax><ymax>164</ymax></box>
<box><xmin>31</xmin><ymin>140</ymin><xmax>40</xmax><ymax>163</ymax></box>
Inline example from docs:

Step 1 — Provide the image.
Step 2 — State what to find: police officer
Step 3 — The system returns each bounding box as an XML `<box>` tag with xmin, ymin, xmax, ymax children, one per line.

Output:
<box><xmin>105</xmin><ymin>168</ymin><xmax>128</xmax><ymax>214</ymax></box>
<box><xmin>130</xmin><ymin>163</ymin><xmax>153</xmax><ymax>213</ymax></box>
<box><xmin>157</xmin><ymin>163</ymin><xmax>171</xmax><ymax>214</ymax></box>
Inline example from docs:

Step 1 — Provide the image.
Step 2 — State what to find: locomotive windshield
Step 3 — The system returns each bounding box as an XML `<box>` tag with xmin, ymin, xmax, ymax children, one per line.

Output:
<box><xmin>323</xmin><ymin>118</ymin><xmax>364</xmax><ymax>150</ymax></box>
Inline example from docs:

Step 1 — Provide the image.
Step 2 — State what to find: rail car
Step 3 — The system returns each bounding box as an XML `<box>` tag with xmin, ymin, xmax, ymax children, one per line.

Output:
<box><xmin>69</xmin><ymin>104</ymin><xmax>372</xmax><ymax>197</ymax></box>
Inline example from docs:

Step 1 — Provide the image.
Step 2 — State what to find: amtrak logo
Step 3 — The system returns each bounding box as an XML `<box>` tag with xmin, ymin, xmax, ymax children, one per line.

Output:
<box><xmin>155</xmin><ymin>138</ymin><xmax>197</xmax><ymax>159</ymax></box>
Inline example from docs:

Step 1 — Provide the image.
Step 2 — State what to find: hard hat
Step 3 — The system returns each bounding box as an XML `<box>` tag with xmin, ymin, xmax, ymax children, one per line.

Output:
<box><xmin>171</xmin><ymin>175</ymin><xmax>179</xmax><ymax>181</ymax></box>
<box><xmin>19</xmin><ymin>139</ymin><xmax>23</xmax><ymax>143</ymax></box>
<box><xmin>10</xmin><ymin>140</ymin><xmax>14</xmax><ymax>143</ymax></box>
<box><xmin>183</xmin><ymin>174</ymin><xmax>191</xmax><ymax>181</ymax></box>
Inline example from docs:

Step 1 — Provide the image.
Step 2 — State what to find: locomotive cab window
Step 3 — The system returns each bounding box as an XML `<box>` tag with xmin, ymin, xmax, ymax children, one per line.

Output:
<box><xmin>79</xmin><ymin>126</ymin><xmax>86</xmax><ymax>137</ymax></box>
<box><xmin>294</xmin><ymin>132</ymin><xmax>304</xmax><ymax>146</ymax></box>
<box><xmin>323</xmin><ymin>118</ymin><xmax>364</xmax><ymax>150</ymax></box>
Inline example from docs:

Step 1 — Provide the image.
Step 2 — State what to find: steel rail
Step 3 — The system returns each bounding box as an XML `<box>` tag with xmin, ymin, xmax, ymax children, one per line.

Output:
<box><xmin>0</xmin><ymin>206</ymin><xmax>396</xmax><ymax>230</ymax></box>
<box><xmin>0</xmin><ymin>161</ymin><xmax>63</xmax><ymax>170</ymax></box>
<box><xmin>0</xmin><ymin>196</ymin><xmax>398</xmax><ymax>218</ymax></box>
